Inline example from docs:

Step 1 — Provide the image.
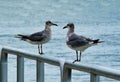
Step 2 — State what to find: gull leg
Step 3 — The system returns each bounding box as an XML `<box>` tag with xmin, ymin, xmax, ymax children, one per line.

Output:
<box><xmin>38</xmin><ymin>44</ymin><xmax>44</xmax><ymax>55</ymax></box>
<box><xmin>40</xmin><ymin>44</ymin><xmax>44</xmax><ymax>54</ymax></box>
<box><xmin>38</xmin><ymin>45</ymin><xmax>41</xmax><ymax>54</ymax></box>
<box><xmin>73</xmin><ymin>51</ymin><xmax>79</xmax><ymax>63</ymax></box>
<box><xmin>78</xmin><ymin>51</ymin><xmax>82</xmax><ymax>62</ymax></box>
<box><xmin>76</xmin><ymin>51</ymin><xmax>79</xmax><ymax>61</ymax></box>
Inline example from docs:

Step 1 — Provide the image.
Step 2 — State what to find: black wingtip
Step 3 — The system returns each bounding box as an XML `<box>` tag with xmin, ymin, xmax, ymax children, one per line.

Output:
<box><xmin>15</xmin><ymin>34</ymin><xmax>28</xmax><ymax>41</ymax></box>
<box><xmin>93</xmin><ymin>39</ymin><xmax>104</xmax><ymax>43</ymax></box>
<box><xmin>93</xmin><ymin>39</ymin><xmax>99</xmax><ymax>43</ymax></box>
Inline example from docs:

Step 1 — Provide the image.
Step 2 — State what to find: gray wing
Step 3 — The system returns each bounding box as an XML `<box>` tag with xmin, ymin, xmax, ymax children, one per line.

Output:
<box><xmin>28</xmin><ymin>30</ymin><xmax>47</xmax><ymax>41</ymax></box>
<box><xmin>67</xmin><ymin>34</ymin><xmax>93</xmax><ymax>47</ymax></box>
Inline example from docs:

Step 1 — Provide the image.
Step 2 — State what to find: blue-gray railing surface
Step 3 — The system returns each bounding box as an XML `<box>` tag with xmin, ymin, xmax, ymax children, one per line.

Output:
<box><xmin>0</xmin><ymin>46</ymin><xmax>120</xmax><ymax>82</ymax></box>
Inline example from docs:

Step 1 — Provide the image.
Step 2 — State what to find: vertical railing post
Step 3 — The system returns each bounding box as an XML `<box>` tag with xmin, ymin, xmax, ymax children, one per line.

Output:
<box><xmin>17</xmin><ymin>56</ymin><xmax>24</xmax><ymax>82</ymax></box>
<box><xmin>0</xmin><ymin>52</ymin><xmax>8</xmax><ymax>82</ymax></box>
<box><xmin>62</xmin><ymin>67</ymin><xmax>72</xmax><ymax>82</ymax></box>
<box><xmin>90</xmin><ymin>73</ymin><xmax>100</xmax><ymax>82</ymax></box>
<box><xmin>36</xmin><ymin>61</ymin><xmax>44</xmax><ymax>82</ymax></box>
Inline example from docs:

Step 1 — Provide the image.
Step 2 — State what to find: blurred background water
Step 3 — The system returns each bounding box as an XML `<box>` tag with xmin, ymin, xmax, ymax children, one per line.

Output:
<box><xmin>0</xmin><ymin>0</ymin><xmax>120</xmax><ymax>82</ymax></box>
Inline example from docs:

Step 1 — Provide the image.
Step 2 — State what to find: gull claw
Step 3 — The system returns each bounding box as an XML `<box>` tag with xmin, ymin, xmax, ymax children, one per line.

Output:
<box><xmin>72</xmin><ymin>59</ymin><xmax>80</xmax><ymax>63</ymax></box>
<box><xmin>39</xmin><ymin>52</ymin><xmax>44</xmax><ymax>55</ymax></box>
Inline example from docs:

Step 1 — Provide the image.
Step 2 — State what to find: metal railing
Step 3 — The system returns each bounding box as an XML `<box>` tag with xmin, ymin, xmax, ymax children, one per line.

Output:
<box><xmin>0</xmin><ymin>46</ymin><xmax>120</xmax><ymax>82</ymax></box>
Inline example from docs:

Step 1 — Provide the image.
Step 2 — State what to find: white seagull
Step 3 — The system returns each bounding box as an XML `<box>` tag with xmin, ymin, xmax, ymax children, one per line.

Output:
<box><xmin>17</xmin><ymin>21</ymin><xmax>58</xmax><ymax>54</ymax></box>
<box><xmin>63</xmin><ymin>23</ymin><xmax>103</xmax><ymax>63</ymax></box>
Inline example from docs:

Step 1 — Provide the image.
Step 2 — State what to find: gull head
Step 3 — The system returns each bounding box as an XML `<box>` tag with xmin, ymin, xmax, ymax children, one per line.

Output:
<box><xmin>63</xmin><ymin>23</ymin><xmax>74</xmax><ymax>30</ymax></box>
<box><xmin>46</xmin><ymin>21</ymin><xmax>58</xmax><ymax>27</ymax></box>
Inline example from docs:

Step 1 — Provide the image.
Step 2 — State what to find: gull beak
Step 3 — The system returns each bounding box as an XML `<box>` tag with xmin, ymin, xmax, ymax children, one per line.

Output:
<box><xmin>52</xmin><ymin>23</ymin><xmax>58</xmax><ymax>26</ymax></box>
<box><xmin>63</xmin><ymin>26</ymin><xmax>67</xmax><ymax>29</ymax></box>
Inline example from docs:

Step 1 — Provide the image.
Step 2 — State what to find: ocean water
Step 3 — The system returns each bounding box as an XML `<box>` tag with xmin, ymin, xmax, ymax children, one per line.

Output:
<box><xmin>0</xmin><ymin>0</ymin><xmax>120</xmax><ymax>82</ymax></box>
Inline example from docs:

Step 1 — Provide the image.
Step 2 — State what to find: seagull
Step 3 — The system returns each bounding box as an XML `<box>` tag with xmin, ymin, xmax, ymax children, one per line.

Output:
<box><xmin>63</xmin><ymin>23</ymin><xmax>103</xmax><ymax>63</ymax></box>
<box><xmin>17</xmin><ymin>21</ymin><xmax>58</xmax><ymax>54</ymax></box>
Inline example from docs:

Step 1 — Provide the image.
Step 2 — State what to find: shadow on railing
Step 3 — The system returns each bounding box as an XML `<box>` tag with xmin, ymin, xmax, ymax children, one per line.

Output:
<box><xmin>0</xmin><ymin>46</ymin><xmax>120</xmax><ymax>82</ymax></box>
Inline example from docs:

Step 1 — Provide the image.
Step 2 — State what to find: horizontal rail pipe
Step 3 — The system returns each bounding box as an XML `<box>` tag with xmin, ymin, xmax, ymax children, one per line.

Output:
<box><xmin>65</xmin><ymin>62</ymin><xmax>120</xmax><ymax>80</ymax></box>
<box><xmin>2</xmin><ymin>47</ymin><xmax>60</xmax><ymax>66</ymax></box>
<box><xmin>0</xmin><ymin>46</ymin><xmax>120</xmax><ymax>82</ymax></box>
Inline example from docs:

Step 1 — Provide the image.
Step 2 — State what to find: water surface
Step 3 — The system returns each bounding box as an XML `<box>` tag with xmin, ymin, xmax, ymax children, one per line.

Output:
<box><xmin>0</xmin><ymin>0</ymin><xmax>120</xmax><ymax>82</ymax></box>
